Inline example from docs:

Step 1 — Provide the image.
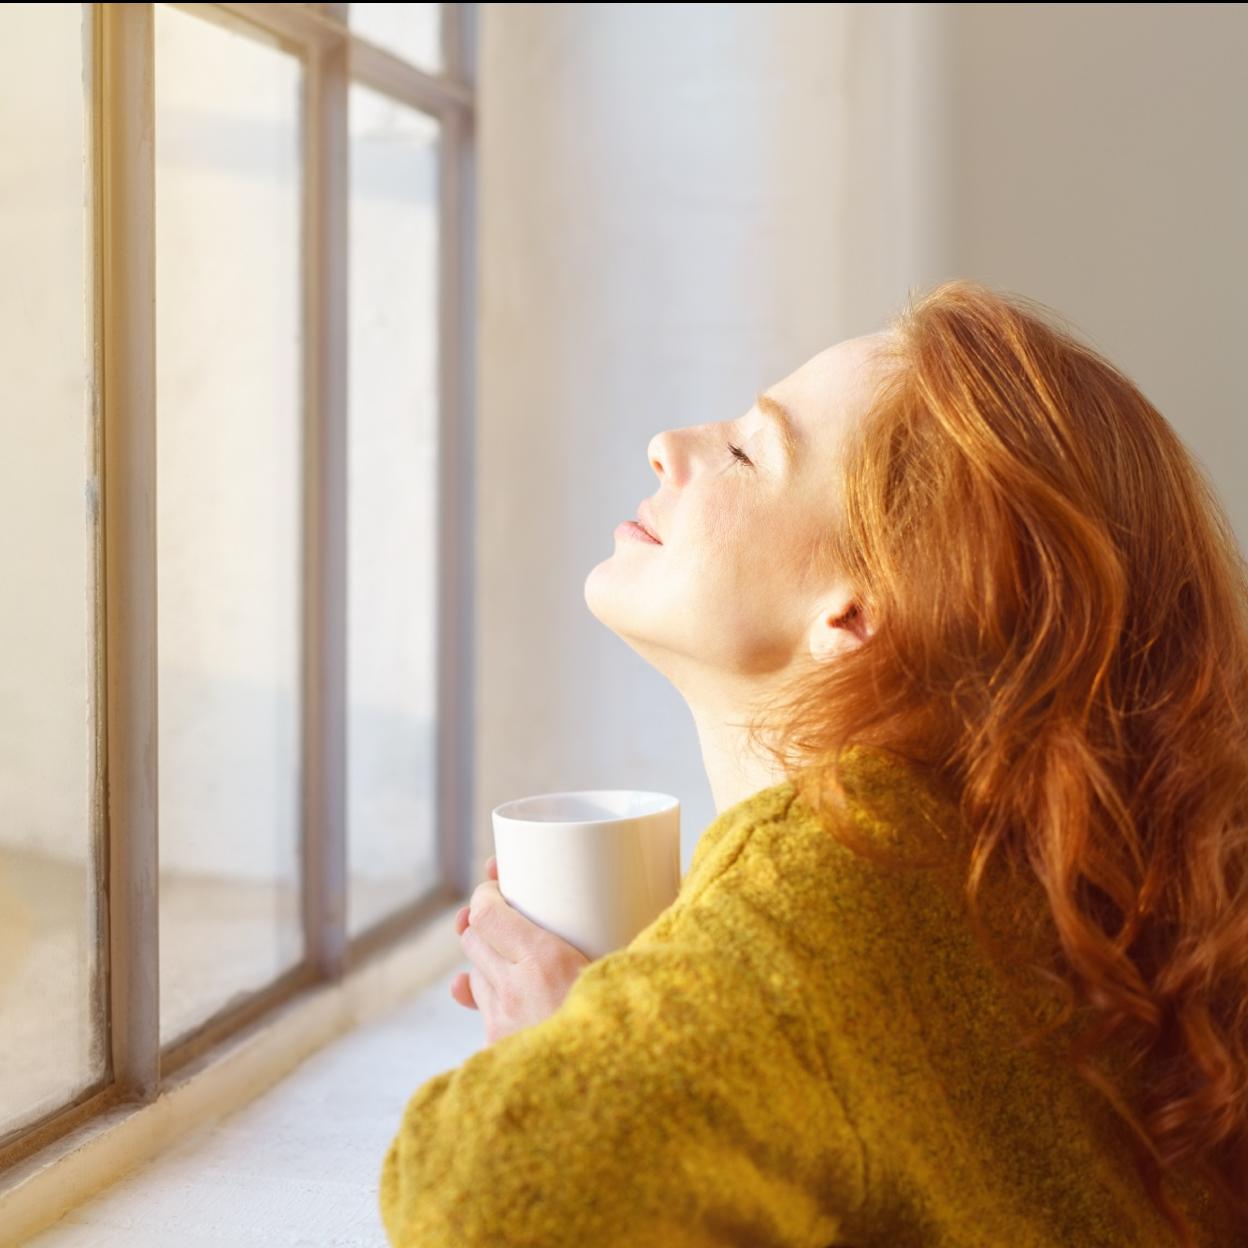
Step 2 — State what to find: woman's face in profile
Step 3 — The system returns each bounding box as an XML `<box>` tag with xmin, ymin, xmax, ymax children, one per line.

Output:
<box><xmin>584</xmin><ymin>332</ymin><xmax>893</xmax><ymax>679</ymax></box>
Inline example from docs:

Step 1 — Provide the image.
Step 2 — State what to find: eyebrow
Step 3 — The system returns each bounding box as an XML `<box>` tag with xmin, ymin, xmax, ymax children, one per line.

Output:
<box><xmin>753</xmin><ymin>391</ymin><xmax>801</xmax><ymax>470</ymax></box>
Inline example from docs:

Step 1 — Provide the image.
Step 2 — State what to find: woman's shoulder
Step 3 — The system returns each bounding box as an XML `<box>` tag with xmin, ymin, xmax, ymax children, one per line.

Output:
<box><xmin>687</xmin><ymin>745</ymin><xmax>970</xmax><ymax>907</ymax></box>
<box><xmin>795</xmin><ymin>743</ymin><xmax>970</xmax><ymax>862</ymax></box>
<box><xmin>690</xmin><ymin>742</ymin><xmax>962</xmax><ymax>869</ymax></box>
<box><xmin>669</xmin><ymin>746</ymin><xmax>978</xmax><ymax>985</ymax></box>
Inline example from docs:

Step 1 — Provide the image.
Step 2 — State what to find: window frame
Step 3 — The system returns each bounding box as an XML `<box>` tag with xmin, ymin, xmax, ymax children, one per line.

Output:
<box><xmin>0</xmin><ymin>0</ymin><xmax>476</xmax><ymax>1186</ymax></box>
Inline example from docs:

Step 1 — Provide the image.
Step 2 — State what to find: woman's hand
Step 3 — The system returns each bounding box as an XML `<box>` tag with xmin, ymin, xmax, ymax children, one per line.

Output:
<box><xmin>451</xmin><ymin>856</ymin><xmax>592</xmax><ymax>1045</ymax></box>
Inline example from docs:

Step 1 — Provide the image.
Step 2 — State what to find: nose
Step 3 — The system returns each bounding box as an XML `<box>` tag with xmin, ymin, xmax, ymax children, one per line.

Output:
<box><xmin>648</xmin><ymin>429</ymin><xmax>675</xmax><ymax>481</ymax></box>
<box><xmin>649</xmin><ymin>425</ymin><xmax>713</xmax><ymax>485</ymax></box>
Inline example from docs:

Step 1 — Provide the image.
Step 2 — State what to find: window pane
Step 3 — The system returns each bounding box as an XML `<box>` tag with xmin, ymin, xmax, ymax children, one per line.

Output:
<box><xmin>347</xmin><ymin>85</ymin><xmax>440</xmax><ymax>936</ymax></box>
<box><xmin>154</xmin><ymin>5</ymin><xmax>303</xmax><ymax>1045</ymax></box>
<box><xmin>0</xmin><ymin>1</ymin><xmax>105</xmax><ymax>1137</ymax></box>
<box><xmin>349</xmin><ymin>3</ymin><xmax>442</xmax><ymax>73</ymax></box>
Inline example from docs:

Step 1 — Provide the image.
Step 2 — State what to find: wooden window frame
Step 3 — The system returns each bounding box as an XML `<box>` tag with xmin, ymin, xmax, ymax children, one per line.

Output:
<box><xmin>0</xmin><ymin>2</ymin><xmax>477</xmax><ymax>1229</ymax></box>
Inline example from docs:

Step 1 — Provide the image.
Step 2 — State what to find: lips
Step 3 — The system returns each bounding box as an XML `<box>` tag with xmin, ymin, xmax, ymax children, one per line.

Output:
<box><xmin>635</xmin><ymin>503</ymin><xmax>662</xmax><ymax>544</ymax></box>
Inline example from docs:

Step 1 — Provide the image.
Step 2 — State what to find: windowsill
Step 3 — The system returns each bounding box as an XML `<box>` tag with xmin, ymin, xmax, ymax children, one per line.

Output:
<box><xmin>2</xmin><ymin>899</ymin><xmax>481</xmax><ymax>1246</ymax></box>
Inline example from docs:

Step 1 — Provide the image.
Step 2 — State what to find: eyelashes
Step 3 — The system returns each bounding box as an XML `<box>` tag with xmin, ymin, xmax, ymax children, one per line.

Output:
<box><xmin>726</xmin><ymin>442</ymin><xmax>753</xmax><ymax>468</ymax></box>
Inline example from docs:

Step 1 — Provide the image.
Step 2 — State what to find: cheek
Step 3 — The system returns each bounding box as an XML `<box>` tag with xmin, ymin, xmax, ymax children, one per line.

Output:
<box><xmin>697</xmin><ymin>496</ymin><xmax>782</xmax><ymax>580</ymax></box>
<box><xmin>696</xmin><ymin>503</ymin><xmax>817</xmax><ymax>642</ymax></box>
<box><xmin>679</xmin><ymin>496</ymin><xmax>751</xmax><ymax>576</ymax></box>
<box><xmin>678</xmin><ymin>500</ymin><xmax>791</xmax><ymax>624</ymax></box>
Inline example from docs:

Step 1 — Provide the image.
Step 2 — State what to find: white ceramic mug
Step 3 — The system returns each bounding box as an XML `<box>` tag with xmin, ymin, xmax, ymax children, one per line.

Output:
<box><xmin>490</xmin><ymin>789</ymin><xmax>681</xmax><ymax>962</ymax></box>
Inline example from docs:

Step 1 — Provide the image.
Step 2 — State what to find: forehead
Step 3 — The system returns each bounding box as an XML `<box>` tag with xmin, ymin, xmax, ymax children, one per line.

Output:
<box><xmin>771</xmin><ymin>332</ymin><xmax>894</xmax><ymax>445</ymax></box>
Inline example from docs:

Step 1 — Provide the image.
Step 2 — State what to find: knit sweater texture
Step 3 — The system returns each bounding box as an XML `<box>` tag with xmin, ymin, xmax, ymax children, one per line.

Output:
<box><xmin>378</xmin><ymin>745</ymin><xmax>1234</xmax><ymax>1247</ymax></box>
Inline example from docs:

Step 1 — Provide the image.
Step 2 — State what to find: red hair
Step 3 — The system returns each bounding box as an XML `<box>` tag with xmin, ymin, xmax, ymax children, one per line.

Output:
<box><xmin>748</xmin><ymin>279</ymin><xmax>1248</xmax><ymax>1244</ymax></box>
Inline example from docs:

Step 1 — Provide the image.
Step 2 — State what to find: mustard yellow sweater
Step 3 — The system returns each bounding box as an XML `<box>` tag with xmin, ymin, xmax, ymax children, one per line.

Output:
<box><xmin>379</xmin><ymin>746</ymin><xmax>1233</xmax><ymax>1247</ymax></box>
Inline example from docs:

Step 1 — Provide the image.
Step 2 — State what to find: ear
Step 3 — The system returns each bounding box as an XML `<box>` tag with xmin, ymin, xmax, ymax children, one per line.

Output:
<box><xmin>808</xmin><ymin>595</ymin><xmax>873</xmax><ymax>661</ymax></box>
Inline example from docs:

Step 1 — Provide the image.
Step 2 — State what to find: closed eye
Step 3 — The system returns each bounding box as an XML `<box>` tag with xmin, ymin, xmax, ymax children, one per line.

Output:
<box><xmin>727</xmin><ymin>442</ymin><xmax>753</xmax><ymax>468</ymax></box>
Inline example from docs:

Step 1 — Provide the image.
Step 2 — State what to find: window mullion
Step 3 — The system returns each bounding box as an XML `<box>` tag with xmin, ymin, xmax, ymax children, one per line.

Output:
<box><xmin>436</xmin><ymin>3</ymin><xmax>477</xmax><ymax>900</ymax></box>
<box><xmin>302</xmin><ymin>25</ymin><xmax>350</xmax><ymax>979</ymax></box>
<box><xmin>101</xmin><ymin>0</ymin><xmax>160</xmax><ymax>1101</ymax></box>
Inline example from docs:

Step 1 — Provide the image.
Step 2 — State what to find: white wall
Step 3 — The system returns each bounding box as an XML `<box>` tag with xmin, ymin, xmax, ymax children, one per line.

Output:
<box><xmin>474</xmin><ymin>2</ymin><xmax>940</xmax><ymax>871</ymax></box>
<box><xmin>473</xmin><ymin>1</ymin><xmax>1248</xmax><ymax>875</ymax></box>
<box><xmin>942</xmin><ymin>2</ymin><xmax>1248</xmax><ymax>540</ymax></box>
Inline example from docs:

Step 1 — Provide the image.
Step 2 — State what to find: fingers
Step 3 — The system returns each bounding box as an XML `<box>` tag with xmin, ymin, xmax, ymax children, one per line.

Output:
<box><xmin>467</xmin><ymin>962</ymin><xmax>497</xmax><ymax>1023</ymax></box>
<box><xmin>449</xmin><ymin>860</ymin><xmax>501</xmax><ymax>1013</ymax></box>
<box><xmin>468</xmin><ymin>880</ymin><xmax>539</xmax><ymax>962</ymax></box>
<box><xmin>460</xmin><ymin>916</ymin><xmax>512</xmax><ymax>985</ymax></box>
<box><xmin>449</xmin><ymin>969</ymin><xmax>478</xmax><ymax>1009</ymax></box>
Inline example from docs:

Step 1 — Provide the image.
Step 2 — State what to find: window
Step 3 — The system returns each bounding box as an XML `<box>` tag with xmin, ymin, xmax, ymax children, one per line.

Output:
<box><xmin>347</xmin><ymin>83</ymin><xmax>442</xmax><ymax>939</ymax></box>
<box><xmin>154</xmin><ymin>1</ymin><xmax>305</xmax><ymax>1048</ymax></box>
<box><xmin>0</xmin><ymin>0</ymin><xmax>103</xmax><ymax>1143</ymax></box>
<box><xmin>0</xmin><ymin>0</ymin><xmax>475</xmax><ymax>1170</ymax></box>
<box><xmin>350</xmin><ymin>2</ymin><xmax>442</xmax><ymax>71</ymax></box>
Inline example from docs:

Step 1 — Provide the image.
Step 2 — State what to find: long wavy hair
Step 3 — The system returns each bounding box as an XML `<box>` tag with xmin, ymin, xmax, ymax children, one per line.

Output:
<box><xmin>746</xmin><ymin>279</ymin><xmax>1248</xmax><ymax>1245</ymax></box>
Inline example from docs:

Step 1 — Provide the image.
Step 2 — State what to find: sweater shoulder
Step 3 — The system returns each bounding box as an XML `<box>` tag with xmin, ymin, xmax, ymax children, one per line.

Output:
<box><xmin>682</xmin><ymin>746</ymin><xmax>971</xmax><ymax>934</ymax></box>
<box><xmin>635</xmin><ymin>747</ymin><xmax>977</xmax><ymax>1026</ymax></box>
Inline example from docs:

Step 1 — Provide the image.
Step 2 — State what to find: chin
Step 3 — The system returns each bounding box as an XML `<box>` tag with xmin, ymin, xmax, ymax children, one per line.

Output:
<box><xmin>583</xmin><ymin>560</ymin><xmax>646</xmax><ymax>638</ymax></box>
<box><xmin>582</xmin><ymin>560</ymin><xmax>612</xmax><ymax>624</ymax></box>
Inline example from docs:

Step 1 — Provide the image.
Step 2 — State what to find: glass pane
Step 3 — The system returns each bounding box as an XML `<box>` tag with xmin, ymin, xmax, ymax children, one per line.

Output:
<box><xmin>154</xmin><ymin>4</ymin><xmax>304</xmax><ymax>1045</ymax></box>
<box><xmin>0</xmin><ymin>1</ymin><xmax>105</xmax><ymax>1138</ymax></box>
<box><xmin>350</xmin><ymin>3</ymin><xmax>442</xmax><ymax>73</ymax></box>
<box><xmin>347</xmin><ymin>84</ymin><xmax>440</xmax><ymax>936</ymax></box>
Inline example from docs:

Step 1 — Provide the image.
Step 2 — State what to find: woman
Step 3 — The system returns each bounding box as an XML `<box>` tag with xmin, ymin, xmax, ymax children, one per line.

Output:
<box><xmin>380</xmin><ymin>280</ymin><xmax>1247</xmax><ymax>1247</ymax></box>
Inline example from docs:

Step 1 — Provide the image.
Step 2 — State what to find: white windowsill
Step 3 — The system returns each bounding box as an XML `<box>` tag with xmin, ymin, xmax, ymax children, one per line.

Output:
<box><xmin>2</xmin><ymin>900</ymin><xmax>483</xmax><ymax>1247</ymax></box>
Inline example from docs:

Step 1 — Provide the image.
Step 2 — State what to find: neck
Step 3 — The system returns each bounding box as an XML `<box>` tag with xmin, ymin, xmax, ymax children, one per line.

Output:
<box><xmin>686</xmin><ymin>687</ymin><xmax>791</xmax><ymax>817</ymax></box>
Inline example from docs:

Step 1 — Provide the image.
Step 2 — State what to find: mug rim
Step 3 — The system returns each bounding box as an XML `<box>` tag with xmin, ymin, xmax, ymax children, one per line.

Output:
<box><xmin>492</xmin><ymin>789</ymin><xmax>679</xmax><ymax>824</ymax></box>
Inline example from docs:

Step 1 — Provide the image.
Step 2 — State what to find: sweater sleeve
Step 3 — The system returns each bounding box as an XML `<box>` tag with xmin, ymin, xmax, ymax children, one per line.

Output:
<box><xmin>378</xmin><ymin>927</ymin><xmax>866</xmax><ymax>1248</ymax></box>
